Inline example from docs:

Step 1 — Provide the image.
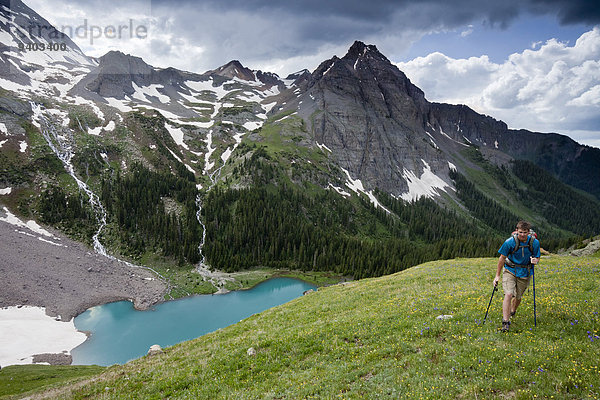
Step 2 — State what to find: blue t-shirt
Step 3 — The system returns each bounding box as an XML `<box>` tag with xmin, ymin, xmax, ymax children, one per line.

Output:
<box><xmin>498</xmin><ymin>235</ymin><xmax>541</xmax><ymax>278</ymax></box>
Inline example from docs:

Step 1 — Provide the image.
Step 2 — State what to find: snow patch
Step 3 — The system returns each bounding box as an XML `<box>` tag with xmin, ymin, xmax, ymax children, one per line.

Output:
<box><xmin>448</xmin><ymin>162</ymin><xmax>457</xmax><ymax>171</ymax></box>
<box><xmin>0</xmin><ymin>30</ymin><xmax>14</xmax><ymax>46</ymax></box>
<box><xmin>132</xmin><ymin>83</ymin><xmax>170</xmax><ymax>104</ymax></box>
<box><xmin>243</xmin><ymin>121</ymin><xmax>263</xmax><ymax>131</ymax></box>
<box><xmin>0</xmin><ymin>187</ymin><xmax>12</xmax><ymax>195</ymax></box>
<box><xmin>185</xmin><ymin>78</ymin><xmax>233</xmax><ymax>100</ymax></box>
<box><xmin>87</xmin><ymin>126</ymin><xmax>102</xmax><ymax>136</ymax></box>
<box><xmin>323</xmin><ymin>61</ymin><xmax>335</xmax><ymax>76</ymax></box>
<box><xmin>316</xmin><ymin>142</ymin><xmax>332</xmax><ymax>153</ymax></box>
<box><xmin>262</xmin><ymin>85</ymin><xmax>280</xmax><ymax>97</ymax></box>
<box><xmin>0</xmin><ymin>123</ymin><xmax>7</xmax><ymax>134</ymax></box>
<box><xmin>0</xmin><ymin>206</ymin><xmax>60</xmax><ymax>240</ymax></box>
<box><xmin>262</xmin><ymin>101</ymin><xmax>277</xmax><ymax>114</ymax></box>
<box><xmin>0</xmin><ymin>306</ymin><xmax>87</xmax><ymax>366</ymax></box>
<box><xmin>328</xmin><ymin>184</ymin><xmax>351</xmax><ymax>198</ymax></box>
<box><xmin>203</xmin><ymin>129</ymin><xmax>216</xmax><ymax>173</ymax></box>
<box><xmin>105</xmin><ymin>97</ymin><xmax>134</xmax><ymax>113</ymax></box>
<box><xmin>341</xmin><ymin>168</ymin><xmax>389</xmax><ymax>212</ymax></box>
<box><xmin>71</xmin><ymin>96</ymin><xmax>104</xmax><ymax>121</ymax></box>
<box><xmin>400</xmin><ymin>160</ymin><xmax>450</xmax><ymax>201</ymax></box>
<box><xmin>219</xmin><ymin>129</ymin><xmax>246</xmax><ymax>165</ymax></box>
<box><xmin>164</xmin><ymin>122</ymin><xmax>189</xmax><ymax>150</ymax></box>
<box><xmin>425</xmin><ymin>132</ymin><xmax>439</xmax><ymax>149</ymax></box>
<box><xmin>273</xmin><ymin>112</ymin><xmax>297</xmax><ymax>123</ymax></box>
<box><xmin>0</xmin><ymin>77</ymin><xmax>30</xmax><ymax>94</ymax></box>
<box><xmin>19</xmin><ymin>140</ymin><xmax>27</xmax><ymax>152</ymax></box>
<box><xmin>221</xmin><ymin>147</ymin><xmax>233</xmax><ymax>163</ymax></box>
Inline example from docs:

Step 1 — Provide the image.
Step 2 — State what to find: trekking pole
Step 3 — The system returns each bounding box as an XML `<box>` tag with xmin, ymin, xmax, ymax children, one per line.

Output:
<box><xmin>532</xmin><ymin>265</ymin><xmax>537</xmax><ymax>327</ymax></box>
<box><xmin>483</xmin><ymin>283</ymin><xmax>498</xmax><ymax>325</ymax></box>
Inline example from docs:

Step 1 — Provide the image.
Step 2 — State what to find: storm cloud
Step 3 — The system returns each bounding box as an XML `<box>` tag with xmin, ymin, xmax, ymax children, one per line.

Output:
<box><xmin>24</xmin><ymin>0</ymin><xmax>600</xmax><ymax>146</ymax></box>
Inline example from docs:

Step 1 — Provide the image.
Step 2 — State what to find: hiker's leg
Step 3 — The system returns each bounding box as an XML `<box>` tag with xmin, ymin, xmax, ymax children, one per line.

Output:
<box><xmin>512</xmin><ymin>276</ymin><xmax>530</xmax><ymax>315</ymax></box>
<box><xmin>503</xmin><ymin>293</ymin><xmax>513</xmax><ymax>321</ymax></box>
<box><xmin>511</xmin><ymin>297</ymin><xmax>521</xmax><ymax>313</ymax></box>
<box><xmin>502</xmin><ymin>271</ymin><xmax>517</xmax><ymax>322</ymax></box>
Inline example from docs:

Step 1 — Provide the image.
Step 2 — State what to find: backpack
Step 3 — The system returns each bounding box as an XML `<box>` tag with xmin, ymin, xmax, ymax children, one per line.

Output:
<box><xmin>508</xmin><ymin>229</ymin><xmax>537</xmax><ymax>258</ymax></box>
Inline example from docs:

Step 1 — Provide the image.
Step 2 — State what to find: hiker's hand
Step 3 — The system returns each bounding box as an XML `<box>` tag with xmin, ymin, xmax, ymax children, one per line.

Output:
<box><xmin>530</xmin><ymin>257</ymin><xmax>539</xmax><ymax>265</ymax></box>
<box><xmin>493</xmin><ymin>276</ymin><xmax>499</xmax><ymax>288</ymax></box>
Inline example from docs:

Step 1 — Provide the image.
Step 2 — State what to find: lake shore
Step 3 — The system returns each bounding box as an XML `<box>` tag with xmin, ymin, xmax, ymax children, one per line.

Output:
<box><xmin>0</xmin><ymin>211</ymin><xmax>168</xmax><ymax>322</ymax></box>
<box><xmin>0</xmin><ymin>208</ymin><xmax>347</xmax><ymax>367</ymax></box>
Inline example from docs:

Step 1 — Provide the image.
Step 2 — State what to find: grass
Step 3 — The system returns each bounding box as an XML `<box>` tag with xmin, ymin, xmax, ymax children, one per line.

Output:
<box><xmin>0</xmin><ymin>365</ymin><xmax>105</xmax><ymax>399</ymax></box>
<box><xmin>152</xmin><ymin>261</ymin><xmax>347</xmax><ymax>298</ymax></box>
<box><xmin>9</xmin><ymin>255</ymin><xmax>600</xmax><ymax>399</ymax></box>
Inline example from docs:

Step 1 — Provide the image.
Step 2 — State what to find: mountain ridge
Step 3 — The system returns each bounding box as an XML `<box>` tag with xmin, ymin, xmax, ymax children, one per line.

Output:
<box><xmin>1</xmin><ymin>2</ymin><xmax>600</xmax><ymax>283</ymax></box>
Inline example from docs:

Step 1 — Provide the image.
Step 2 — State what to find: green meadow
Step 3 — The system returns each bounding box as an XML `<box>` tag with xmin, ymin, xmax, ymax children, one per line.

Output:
<box><xmin>2</xmin><ymin>255</ymin><xmax>599</xmax><ymax>399</ymax></box>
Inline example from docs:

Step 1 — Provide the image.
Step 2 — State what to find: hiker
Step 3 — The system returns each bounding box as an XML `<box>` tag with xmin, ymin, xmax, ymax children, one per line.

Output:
<box><xmin>493</xmin><ymin>221</ymin><xmax>541</xmax><ymax>332</ymax></box>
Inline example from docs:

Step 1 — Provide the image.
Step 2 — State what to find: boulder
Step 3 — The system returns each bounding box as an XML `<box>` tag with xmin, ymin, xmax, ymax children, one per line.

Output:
<box><xmin>147</xmin><ymin>344</ymin><xmax>163</xmax><ymax>356</ymax></box>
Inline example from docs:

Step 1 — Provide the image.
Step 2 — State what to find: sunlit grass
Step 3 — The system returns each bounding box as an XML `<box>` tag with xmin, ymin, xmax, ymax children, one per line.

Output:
<box><xmin>18</xmin><ymin>255</ymin><xmax>600</xmax><ymax>399</ymax></box>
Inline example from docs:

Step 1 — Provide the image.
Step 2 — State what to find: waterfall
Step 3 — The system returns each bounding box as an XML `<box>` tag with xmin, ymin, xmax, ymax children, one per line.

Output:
<box><xmin>194</xmin><ymin>152</ymin><xmax>237</xmax><ymax>291</ymax></box>
<box><xmin>32</xmin><ymin>103</ymin><xmax>110</xmax><ymax>256</ymax></box>
<box><xmin>31</xmin><ymin>103</ymin><xmax>173</xmax><ymax>292</ymax></box>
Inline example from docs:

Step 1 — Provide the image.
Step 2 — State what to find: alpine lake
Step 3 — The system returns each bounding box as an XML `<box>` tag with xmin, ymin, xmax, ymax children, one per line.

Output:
<box><xmin>71</xmin><ymin>278</ymin><xmax>317</xmax><ymax>366</ymax></box>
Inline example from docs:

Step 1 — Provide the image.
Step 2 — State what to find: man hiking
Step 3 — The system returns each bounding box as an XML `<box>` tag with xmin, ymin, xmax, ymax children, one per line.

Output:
<box><xmin>493</xmin><ymin>221</ymin><xmax>541</xmax><ymax>332</ymax></box>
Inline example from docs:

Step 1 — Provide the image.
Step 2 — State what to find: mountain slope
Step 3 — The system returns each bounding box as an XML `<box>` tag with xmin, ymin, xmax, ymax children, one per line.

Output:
<box><xmin>1</xmin><ymin>0</ymin><xmax>600</xmax><ymax>284</ymax></box>
<box><xmin>22</xmin><ymin>255</ymin><xmax>600</xmax><ymax>399</ymax></box>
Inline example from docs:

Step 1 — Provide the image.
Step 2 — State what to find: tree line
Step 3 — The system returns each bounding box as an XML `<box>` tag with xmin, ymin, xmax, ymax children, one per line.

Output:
<box><xmin>511</xmin><ymin>160</ymin><xmax>600</xmax><ymax>236</ymax></box>
<box><xmin>100</xmin><ymin>162</ymin><xmax>201</xmax><ymax>265</ymax></box>
<box><xmin>37</xmin><ymin>153</ymin><xmax>598</xmax><ymax>277</ymax></box>
<box><xmin>201</xmin><ymin>183</ymin><xmax>499</xmax><ymax>279</ymax></box>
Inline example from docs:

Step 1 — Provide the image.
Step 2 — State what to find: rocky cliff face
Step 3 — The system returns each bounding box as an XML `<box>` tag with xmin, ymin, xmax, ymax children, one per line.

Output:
<box><xmin>276</xmin><ymin>40</ymin><xmax>599</xmax><ymax>200</ymax></box>
<box><xmin>429</xmin><ymin>102</ymin><xmax>600</xmax><ymax>199</ymax></box>
<box><xmin>287</xmin><ymin>41</ymin><xmax>451</xmax><ymax>198</ymax></box>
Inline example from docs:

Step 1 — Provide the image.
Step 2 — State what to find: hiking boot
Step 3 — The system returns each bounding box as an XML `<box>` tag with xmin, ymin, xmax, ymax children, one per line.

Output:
<box><xmin>500</xmin><ymin>320</ymin><xmax>510</xmax><ymax>332</ymax></box>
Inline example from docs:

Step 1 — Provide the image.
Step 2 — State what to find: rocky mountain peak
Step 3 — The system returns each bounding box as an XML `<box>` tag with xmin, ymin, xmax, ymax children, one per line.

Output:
<box><xmin>342</xmin><ymin>40</ymin><xmax>383</xmax><ymax>62</ymax></box>
<box><xmin>286</xmin><ymin>69</ymin><xmax>310</xmax><ymax>80</ymax></box>
<box><xmin>255</xmin><ymin>70</ymin><xmax>281</xmax><ymax>86</ymax></box>
<box><xmin>97</xmin><ymin>51</ymin><xmax>154</xmax><ymax>74</ymax></box>
<box><xmin>83</xmin><ymin>50</ymin><xmax>156</xmax><ymax>98</ymax></box>
<box><xmin>208</xmin><ymin>60</ymin><xmax>256</xmax><ymax>81</ymax></box>
<box><xmin>0</xmin><ymin>0</ymin><xmax>92</xmax><ymax>67</ymax></box>
<box><xmin>284</xmin><ymin>69</ymin><xmax>311</xmax><ymax>86</ymax></box>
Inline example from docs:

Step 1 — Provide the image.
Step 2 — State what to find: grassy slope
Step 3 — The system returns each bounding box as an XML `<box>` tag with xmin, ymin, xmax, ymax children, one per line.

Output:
<box><xmin>10</xmin><ymin>255</ymin><xmax>600</xmax><ymax>399</ymax></box>
<box><xmin>0</xmin><ymin>365</ymin><xmax>105</xmax><ymax>399</ymax></box>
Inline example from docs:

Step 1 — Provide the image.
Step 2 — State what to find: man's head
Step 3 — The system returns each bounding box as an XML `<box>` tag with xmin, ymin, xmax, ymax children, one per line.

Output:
<box><xmin>516</xmin><ymin>220</ymin><xmax>531</xmax><ymax>241</ymax></box>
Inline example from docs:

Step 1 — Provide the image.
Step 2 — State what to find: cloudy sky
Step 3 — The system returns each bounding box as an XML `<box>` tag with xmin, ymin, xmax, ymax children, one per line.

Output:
<box><xmin>25</xmin><ymin>0</ymin><xmax>600</xmax><ymax>148</ymax></box>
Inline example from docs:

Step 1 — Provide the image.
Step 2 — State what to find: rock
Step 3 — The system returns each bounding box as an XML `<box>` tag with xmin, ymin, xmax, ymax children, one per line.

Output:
<box><xmin>303</xmin><ymin>289</ymin><xmax>314</xmax><ymax>295</ymax></box>
<box><xmin>32</xmin><ymin>353</ymin><xmax>73</xmax><ymax>365</ymax></box>
<box><xmin>570</xmin><ymin>239</ymin><xmax>600</xmax><ymax>257</ymax></box>
<box><xmin>247</xmin><ymin>347</ymin><xmax>256</xmax><ymax>356</ymax></box>
<box><xmin>436</xmin><ymin>314</ymin><xmax>453</xmax><ymax>320</ymax></box>
<box><xmin>147</xmin><ymin>344</ymin><xmax>163</xmax><ymax>356</ymax></box>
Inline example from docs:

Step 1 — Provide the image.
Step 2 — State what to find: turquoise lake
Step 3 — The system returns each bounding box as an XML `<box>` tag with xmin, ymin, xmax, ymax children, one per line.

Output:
<box><xmin>71</xmin><ymin>278</ymin><xmax>316</xmax><ymax>366</ymax></box>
